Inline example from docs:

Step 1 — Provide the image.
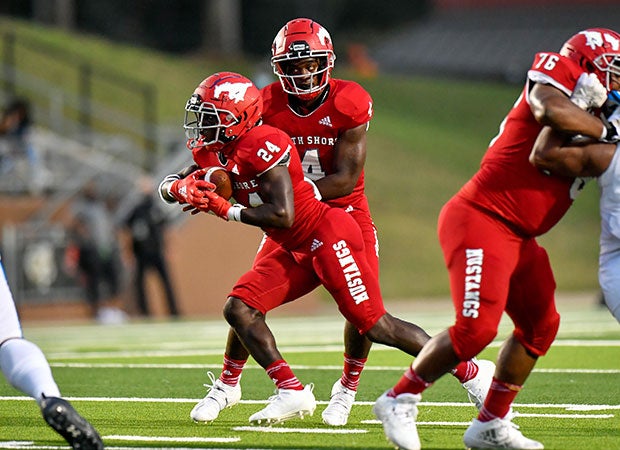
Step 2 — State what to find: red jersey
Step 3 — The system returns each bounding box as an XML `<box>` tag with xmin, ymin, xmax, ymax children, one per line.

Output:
<box><xmin>458</xmin><ymin>53</ymin><xmax>590</xmax><ymax>237</ymax></box>
<box><xmin>261</xmin><ymin>78</ymin><xmax>373</xmax><ymax>212</ymax></box>
<box><xmin>195</xmin><ymin>124</ymin><xmax>328</xmax><ymax>250</ymax></box>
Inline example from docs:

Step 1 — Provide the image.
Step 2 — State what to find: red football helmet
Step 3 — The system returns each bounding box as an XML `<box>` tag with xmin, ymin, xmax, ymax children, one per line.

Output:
<box><xmin>271</xmin><ymin>18</ymin><xmax>336</xmax><ymax>100</ymax></box>
<box><xmin>560</xmin><ymin>28</ymin><xmax>620</xmax><ymax>90</ymax></box>
<box><xmin>184</xmin><ymin>72</ymin><xmax>263</xmax><ymax>152</ymax></box>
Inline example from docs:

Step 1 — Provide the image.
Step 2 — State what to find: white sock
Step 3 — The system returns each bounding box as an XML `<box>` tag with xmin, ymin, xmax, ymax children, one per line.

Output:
<box><xmin>0</xmin><ymin>338</ymin><xmax>61</xmax><ymax>403</ymax></box>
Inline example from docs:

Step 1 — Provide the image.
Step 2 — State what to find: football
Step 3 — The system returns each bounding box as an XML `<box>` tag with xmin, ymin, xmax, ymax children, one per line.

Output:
<box><xmin>203</xmin><ymin>166</ymin><xmax>233</xmax><ymax>200</ymax></box>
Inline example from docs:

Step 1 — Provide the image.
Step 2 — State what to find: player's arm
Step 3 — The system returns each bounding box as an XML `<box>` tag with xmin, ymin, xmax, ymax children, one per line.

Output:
<box><xmin>529</xmin><ymin>83</ymin><xmax>607</xmax><ymax>139</ymax></box>
<box><xmin>313</xmin><ymin>123</ymin><xmax>367</xmax><ymax>200</ymax></box>
<box><xmin>200</xmin><ymin>161</ymin><xmax>295</xmax><ymax>227</ymax></box>
<box><xmin>241</xmin><ymin>164</ymin><xmax>295</xmax><ymax>228</ymax></box>
<box><xmin>530</xmin><ymin>126</ymin><xmax>616</xmax><ymax>177</ymax></box>
<box><xmin>158</xmin><ymin>164</ymin><xmax>200</xmax><ymax>203</ymax></box>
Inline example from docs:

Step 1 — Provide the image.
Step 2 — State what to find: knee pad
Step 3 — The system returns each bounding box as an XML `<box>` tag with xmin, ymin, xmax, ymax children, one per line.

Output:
<box><xmin>514</xmin><ymin>310</ymin><xmax>560</xmax><ymax>356</ymax></box>
<box><xmin>449</xmin><ymin>325</ymin><xmax>498</xmax><ymax>361</ymax></box>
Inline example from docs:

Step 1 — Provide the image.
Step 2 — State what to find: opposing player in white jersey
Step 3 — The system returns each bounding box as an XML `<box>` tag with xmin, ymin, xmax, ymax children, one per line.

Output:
<box><xmin>0</xmin><ymin>257</ymin><xmax>103</xmax><ymax>448</ymax></box>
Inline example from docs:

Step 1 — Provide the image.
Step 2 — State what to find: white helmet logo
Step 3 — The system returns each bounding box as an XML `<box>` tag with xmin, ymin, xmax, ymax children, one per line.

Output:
<box><xmin>581</xmin><ymin>30</ymin><xmax>620</xmax><ymax>51</ymax></box>
<box><xmin>316</xmin><ymin>26</ymin><xmax>331</xmax><ymax>46</ymax></box>
<box><xmin>215</xmin><ymin>82</ymin><xmax>253</xmax><ymax>103</ymax></box>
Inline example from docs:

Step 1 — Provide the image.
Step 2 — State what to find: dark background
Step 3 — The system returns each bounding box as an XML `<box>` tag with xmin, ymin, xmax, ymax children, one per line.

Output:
<box><xmin>0</xmin><ymin>0</ymin><xmax>430</xmax><ymax>55</ymax></box>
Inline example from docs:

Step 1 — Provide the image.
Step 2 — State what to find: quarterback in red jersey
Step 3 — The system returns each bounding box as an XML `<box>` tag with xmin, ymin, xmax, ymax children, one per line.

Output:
<box><xmin>159</xmin><ymin>70</ymin><xmax>493</xmax><ymax>426</ymax></box>
<box><xmin>261</xmin><ymin>20</ymin><xmax>376</xmax><ymax>426</ymax></box>
<box><xmin>374</xmin><ymin>28</ymin><xmax>620</xmax><ymax>450</ymax></box>
<box><xmin>180</xmin><ymin>19</ymin><xmax>494</xmax><ymax>428</ymax></box>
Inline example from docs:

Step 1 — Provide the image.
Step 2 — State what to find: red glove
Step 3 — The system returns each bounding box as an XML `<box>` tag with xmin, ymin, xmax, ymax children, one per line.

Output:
<box><xmin>202</xmin><ymin>190</ymin><xmax>232</xmax><ymax>219</ymax></box>
<box><xmin>169</xmin><ymin>169</ymin><xmax>212</xmax><ymax>209</ymax></box>
<box><xmin>200</xmin><ymin>190</ymin><xmax>246</xmax><ymax>221</ymax></box>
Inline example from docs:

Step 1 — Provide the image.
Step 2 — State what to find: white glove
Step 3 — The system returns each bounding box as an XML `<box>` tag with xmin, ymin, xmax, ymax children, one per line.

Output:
<box><xmin>570</xmin><ymin>72</ymin><xmax>607</xmax><ymax>110</ymax></box>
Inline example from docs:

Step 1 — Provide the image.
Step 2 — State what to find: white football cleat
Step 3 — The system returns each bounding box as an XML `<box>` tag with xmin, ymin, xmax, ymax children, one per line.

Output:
<box><xmin>463</xmin><ymin>417</ymin><xmax>544</xmax><ymax>449</ymax></box>
<box><xmin>249</xmin><ymin>384</ymin><xmax>316</xmax><ymax>425</ymax></box>
<box><xmin>372</xmin><ymin>390</ymin><xmax>421</xmax><ymax>450</ymax></box>
<box><xmin>322</xmin><ymin>379</ymin><xmax>356</xmax><ymax>426</ymax></box>
<box><xmin>462</xmin><ymin>359</ymin><xmax>516</xmax><ymax>419</ymax></box>
<box><xmin>462</xmin><ymin>359</ymin><xmax>495</xmax><ymax>410</ymax></box>
<box><xmin>190</xmin><ymin>372</ymin><xmax>241</xmax><ymax>422</ymax></box>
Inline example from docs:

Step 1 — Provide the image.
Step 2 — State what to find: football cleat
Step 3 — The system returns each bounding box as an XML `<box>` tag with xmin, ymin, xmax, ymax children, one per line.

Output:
<box><xmin>322</xmin><ymin>379</ymin><xmax>356</xmax><ymax>426</ymax></box>
<box><xmin>249</xmin><ymin>384</ymin><xmax>316</xmax><ymax>425</ymax></box>
<box><xmin>190</xmin><ymin>371</ymin><xmax>242</xmax><ymax>422</ymax></box>
<box><xmin>462</xmin><ymin>359</ymin><xmax>495</xmax><ymax>410</ymax></box>
<box><xmin>463</xmin><ymin>417</ymin><xmax>544</xmax><ymax>449</ymax></box>
<box><xmin>372</xmin><ymin>390</ymin><xmax>421</xmax><ymax>450</ymax></box>
<box><xmin>40</xmin><ymin>396</ymin><xmax>104</xmax><ymax>450</ymax></box>
<box><xmin>462</xmin><ymin>359</ymin><xmax>516</xmax><ymax>419</ymax></box>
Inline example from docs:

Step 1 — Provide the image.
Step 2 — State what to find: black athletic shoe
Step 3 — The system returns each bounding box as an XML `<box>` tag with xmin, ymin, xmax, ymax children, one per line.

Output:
<box><xmin>40</xmin><ymin>396</ymin><xmax>104</xmax><ymax>449</ymax></box>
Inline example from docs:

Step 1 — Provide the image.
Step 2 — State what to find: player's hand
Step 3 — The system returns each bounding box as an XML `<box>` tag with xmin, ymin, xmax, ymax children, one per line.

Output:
<box><xmin>202</xmin><ymin>190</ymin><xmax>232</xmax><ymax>220</ymax></box>
<box><xmin>601</xmin><ymin>105</ymin><xmax>620</xmax><ymax>142</ymax></box>
<box><xmin>168</xmin><ymin>169</ymin><xmax>211</xmax><ymax>206</ymax></box>
<box><xmin>201</xmin><ymin>190</ymin><xmax>246</xmax><ymax>221</ymax></box>
<box><xmin>570</xmin><ymin>73</ymin><xmax>607</xmax><ymax>110</ymax></box>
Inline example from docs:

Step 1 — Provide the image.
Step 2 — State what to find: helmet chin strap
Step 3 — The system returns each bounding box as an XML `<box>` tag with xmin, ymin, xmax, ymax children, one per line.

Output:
<box><xmin>288</xmin><ymin>84</ymin><xmax>330</xmax><ymax>115</ymax></box>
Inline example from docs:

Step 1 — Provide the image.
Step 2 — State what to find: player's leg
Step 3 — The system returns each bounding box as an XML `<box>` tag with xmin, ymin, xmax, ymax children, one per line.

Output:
<box><xmin>189</xmin><ymin>327</ymin><xmax>246</xmax><ymax>422</ymax></box>
<box><xmin>463</xmin><ymin>238</ymin><xmax>554</xmax><ymax>449</ymax></box>
<box><xmin>150</xmin><ymin>254</ymin><xmax>178</xmax><ymax>316</ymax></box>
<box><xmin>373</xmin><ymin>200</ymin><xmax>510</xmax><ymax>450</ymax></box>
<box><xmin>319</xmin><ymin>209</ymin><xmax>493</xmax><ymax>409</ymax></box>
<box><xmin>222</xmin><ymin>247</ymin><xmax>317</xmax><ymax>425</ymax></box>
<box><xmin>191</xmin><ymin>239</ymin><xmax>319</xmax><ymax>423</ymax></box>
<box><xmin>134</xmin><ymin>256</ymin><xmax>149</xmax><ymax>316</ymax></box>
<box><xmin>223</xmin><ymin>296</ymin><xmax>316</xmax><ymax>425</ymax></box>
<box><xmin>323</xmin><ymin>210</ymin><xmax>375</xmax><ymax>426</ymax></box>
<box><xmin>0</xmin><ymin>262</ymin><xmax>103</xmax><ymax>449</ymax></box>
<box><xmin>463</xmin><ymin>239</ymin><xmax>557</xmax><ymax>450</ymax></box>
<box><xmin>599</xmin><ymin>247</ymin><xmax>620</xmax><ymax>321</ymax></box>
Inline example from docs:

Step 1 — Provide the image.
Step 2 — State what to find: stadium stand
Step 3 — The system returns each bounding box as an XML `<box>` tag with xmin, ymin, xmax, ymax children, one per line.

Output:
<box><xmin>370</xmin><ymin>2</ymin><xmax>620</xmax><ymax>83</ymax></box>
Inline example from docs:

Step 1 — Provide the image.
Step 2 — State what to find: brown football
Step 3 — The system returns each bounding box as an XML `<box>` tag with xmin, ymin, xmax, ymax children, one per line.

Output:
<box><xmin>204</xmin><ymin>166</ymin><xmax>233</xmax><ymax>200</ymax></box>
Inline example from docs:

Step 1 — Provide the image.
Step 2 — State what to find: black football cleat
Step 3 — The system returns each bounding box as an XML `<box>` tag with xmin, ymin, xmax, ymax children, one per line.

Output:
<box><xmin>40</xmin><ymin>395</ymin><xmax>104</xmax><ymax>449</ymax></box>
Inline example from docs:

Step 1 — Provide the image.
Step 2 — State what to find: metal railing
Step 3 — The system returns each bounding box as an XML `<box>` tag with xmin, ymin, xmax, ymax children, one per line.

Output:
<box><xmin>0</xmin><ymin>30</ymin><xmax>161</xmax><ymax>169</ymax></box>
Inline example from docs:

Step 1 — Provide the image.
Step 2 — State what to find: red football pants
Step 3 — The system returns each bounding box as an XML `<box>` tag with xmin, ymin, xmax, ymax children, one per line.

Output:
<box><xmin>438</xmin><ymin>197</ymin><xmax>560</xmax><ymax>360</ymax></box>
<box><xmin>230</xmin><ymin>208</ymin><xmax>385</xmax><ymax>333</ymax></box>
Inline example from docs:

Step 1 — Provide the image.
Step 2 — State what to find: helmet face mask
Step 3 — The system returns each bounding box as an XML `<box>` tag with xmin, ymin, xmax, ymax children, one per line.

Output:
<box><xmin>560</xmin><ymin>28</ymin><xmax>620</xmax><ymax>90</ymax></box>
<box><xmin>271</xmin><ymin>18</ymin><xmax>336</xmax><ymax>101</ymax></box>
<box><xmin>184</xmin><ymin>96</ymin><xmax>238</xmax><ymax>149</ymax></box>
<box><xmin>275</xmin><ymin>56</ymin><xmax>331</xmax><ymax>98</ymax></box>
<box><xmin>183</xmin><ymin>72</ymin><xmax>262</xmax><ymax>152</ymax></box>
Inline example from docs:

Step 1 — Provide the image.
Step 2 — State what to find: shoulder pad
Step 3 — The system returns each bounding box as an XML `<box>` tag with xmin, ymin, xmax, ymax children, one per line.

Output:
<box><xmin>332</xmin><ymin>80</ymin><xmax>373</xmax><ymax>124</ymax></box>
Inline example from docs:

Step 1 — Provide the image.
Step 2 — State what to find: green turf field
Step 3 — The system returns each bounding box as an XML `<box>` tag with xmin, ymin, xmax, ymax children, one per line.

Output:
<box><xmin>1</xmin><ymin>297</ymin><xmax>618</xmax><ymax>449</ymax></box>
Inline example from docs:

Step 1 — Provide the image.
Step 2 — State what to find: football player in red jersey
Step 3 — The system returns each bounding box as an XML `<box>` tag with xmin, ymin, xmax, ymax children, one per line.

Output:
<box><xmin>177</xmin><ymin>18</ymin><xmax>494</xmax><ymax>427</ymax></box>
<box><xmin>159</xmin><ymin>70</ymin><xmax>492</xmax><ymax>426</ymax></box>
<box><xmin>373</xmin><ymin>28</ymin><xmax>620</xmax><ymax>450</ymax></box>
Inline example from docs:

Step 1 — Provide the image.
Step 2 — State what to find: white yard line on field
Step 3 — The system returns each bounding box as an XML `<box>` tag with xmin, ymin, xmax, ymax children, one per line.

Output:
<box><xmin>0</xmin><ymin>396</ymin><xmax>617</xmax><ymax>411</ymax></box>
<box><xmin>47</xmin><ymin>361</ymin><xmax>620</xmax><ymax>374</ymax></box>
<box><xmin>44</xmin><ymin>338</ymin><xmax>620</xmax><ymax>360</ymax></box>
<box><xmin>103</xmin><ymin>436</ymin><xmax>240</xmax><ymax>443</ymax></box>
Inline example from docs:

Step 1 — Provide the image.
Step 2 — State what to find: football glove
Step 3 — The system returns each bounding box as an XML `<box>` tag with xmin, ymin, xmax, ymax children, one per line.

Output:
<box><xmin>601</xmin><ymin>105</ymin><xmax>620</xmax><ymax>143</ymax></box>
<box><xmin>202</xmin><ymin>190</ymin><xmax>246</xmax><ymax>221</ymax></box>
<box><xmin>570</xmin><ymin>72</ymin><xmax>607</xmax><ymax>110</ymax></box>
<box><xmin>167</xmin><ymin>168</ymin><xmax>211</xmax><ymax>206</ymax></box>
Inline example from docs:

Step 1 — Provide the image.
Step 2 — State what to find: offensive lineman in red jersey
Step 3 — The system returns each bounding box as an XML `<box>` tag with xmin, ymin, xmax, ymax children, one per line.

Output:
<box><xmin>183</xmin><ymin>19</ymin><xmax>493</xmax><ymax>427</ymax></box>
<box><xmin>373</xmin><ymin>28</ymin><xmax>620</xmax><ymax>450</ymax></box>
<box><xmin>159</xmin><ymin>71</ymin><xmax>492</xmax><ymax>426</ymax></box>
